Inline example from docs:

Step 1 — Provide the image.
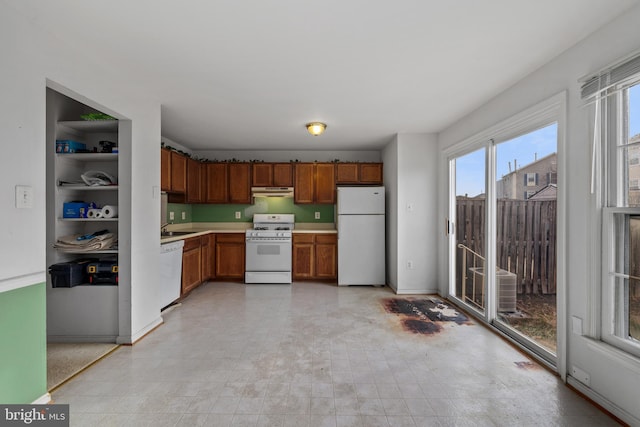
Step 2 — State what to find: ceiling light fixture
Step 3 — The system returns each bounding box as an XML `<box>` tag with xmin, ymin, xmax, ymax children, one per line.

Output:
<box><xmin>306</xmin><ymin>122</ymin><xmax>327</xmax><ymax>136</ymax></box>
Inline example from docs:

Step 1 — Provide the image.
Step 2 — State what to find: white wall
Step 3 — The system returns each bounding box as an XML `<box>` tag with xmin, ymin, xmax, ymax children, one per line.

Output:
<box><xmin>437</xmin><ymin>3</ymin><xmax>640</xmax><ymax>424</ymax></box>
<box><xmin>1</xmin><ymin>3</ymin><xmax>162</xmax><ymax>343</ymax></box>
<box><xmin>382</xmin><ymin>137</ymin><xmax>399</xmax><ymax>288</ymax></box>
<box><xmin>383</xmin><ymin>134</ymin><xmax>439</xmax><ymax>294</ymax></box>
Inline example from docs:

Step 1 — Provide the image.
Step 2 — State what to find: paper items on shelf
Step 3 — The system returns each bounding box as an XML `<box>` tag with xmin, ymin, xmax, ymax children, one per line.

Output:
<box><xmin>100</xmin><ymin>205</ymin><xmax>118</xmax><ymax>218</ymax></box>
<box><xmin>54</xmin><ymin>232</ymin><xmax>117</xmax><ymax>252</ymax></box>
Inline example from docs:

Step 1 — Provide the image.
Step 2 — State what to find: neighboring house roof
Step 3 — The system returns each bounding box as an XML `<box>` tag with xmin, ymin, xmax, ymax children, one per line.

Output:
<box><xmin>500</xmin><ymin>152</ymin><xmax>557</xmax><ymax>179</ymax></box>
<box><xmin>528</xmin><ymin>184</ymin><xmax>557</xmax><ymax>200</ymax></box>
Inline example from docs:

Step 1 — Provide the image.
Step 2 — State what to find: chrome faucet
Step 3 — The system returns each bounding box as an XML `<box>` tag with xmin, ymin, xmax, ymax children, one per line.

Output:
<box><xmin>161</xmin><ymin>222</ymin><xmax>171</xmax><ymax>233</ymax></box>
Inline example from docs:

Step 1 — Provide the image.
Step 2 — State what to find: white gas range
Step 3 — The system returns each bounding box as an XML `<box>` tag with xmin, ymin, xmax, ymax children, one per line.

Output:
<box><xmin>245</xmin><ymin>214</ymin><xmax>295</xmax><ymax>284</ymax></box>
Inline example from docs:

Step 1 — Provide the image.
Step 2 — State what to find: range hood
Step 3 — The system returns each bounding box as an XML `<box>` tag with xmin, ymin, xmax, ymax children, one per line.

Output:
<box><xmin>251</xmin><ymin>187</ymin><xmax>294</xmax><ymax>198</ymax></box>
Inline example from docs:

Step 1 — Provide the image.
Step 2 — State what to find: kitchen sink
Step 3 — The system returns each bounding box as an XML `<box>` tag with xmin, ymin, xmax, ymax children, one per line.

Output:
<box><xmin>161</xmin><ymin>231</ymin><xmax>194</xmax><ymax>237</ymax></box>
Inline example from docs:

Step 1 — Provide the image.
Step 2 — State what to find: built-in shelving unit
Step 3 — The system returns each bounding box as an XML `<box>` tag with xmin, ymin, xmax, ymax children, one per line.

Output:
<box><xmin>46</xmin><ymin>93</ymin><xmax>122</xmax><ymax>341</ymax></box>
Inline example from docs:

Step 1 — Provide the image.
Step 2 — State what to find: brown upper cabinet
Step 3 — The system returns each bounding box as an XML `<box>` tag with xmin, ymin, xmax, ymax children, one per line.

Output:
<box><xmin>205</xmin><ymin>162</ymin><xmax>251</xmax><ymax>204</ymax></box>
<box><xmin>294</xmin><ymin>163</ymin><xmax>314</xmax><ymax>204</ymax></box>
<box><xmin>228</xmin><ymin>163</ymin><xmax>251</xmax><ymax>204</ymax></box>
<box><xmin>186</xmin><ymin>157</ymin><xmax>203</xmax><ymax>203</ymax></box>
<box><xmin>336</xmin><ymin>163</ymin><xmax>383</xmax><ymax>185</ymax></box>
<box><xmin>161</xmin><ymin>148</ymin><xmax>171</xmax><ymax>191</ymax></box>
<box><xmin>205</xmin><ymin>162</ymin><xmax>228</xmax><ymax>203</ymax></box>
<box><xmin>162</xmin><ymin>150</ymin><xmax>187</xmax><ymax>193</ymax></box>
<box><xmin>170</xmin><ymin>151</ymin><xmax>187</xmax><ymax>193</ymax></box>
<box><xmin>315</xmin><ymin>163</ymin><xmax>336</xmax><ymax>204</ymax></box>
<box><xmin>251</xmin><ymin>163</ymin><xmax>293</xmax><ymax>187</ymax></box>
<box><xmin>294</xmin><ymin>163</ymin><xmax>335</xmax><ymax>204</ymax></box>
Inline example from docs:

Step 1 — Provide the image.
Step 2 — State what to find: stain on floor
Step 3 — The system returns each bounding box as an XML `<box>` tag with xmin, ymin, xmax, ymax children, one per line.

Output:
<box><xmin>383</xmin><ymin>297</ymin><xmax>471</xmax><ymax>335</ymax></box>
<box><xmin>514</xmin><ymin>361</ymin><xmax>540</xmax><ymax>370</ymax></box>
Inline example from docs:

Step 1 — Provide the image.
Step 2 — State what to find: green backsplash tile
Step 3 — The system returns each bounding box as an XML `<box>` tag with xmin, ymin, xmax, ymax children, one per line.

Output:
<box><xmin>166</xmin><ymin>203</ymin><xmax>192</xmax><ymax>223</ymax></box>
<box><xmin>192</xmin><ymin>197</ymin><xmax>334</xmax><ymax>223</ymax></box>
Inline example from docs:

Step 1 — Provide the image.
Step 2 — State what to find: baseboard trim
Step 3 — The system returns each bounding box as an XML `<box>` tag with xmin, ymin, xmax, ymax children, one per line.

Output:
<box><xmin>393</xmin><ymin>289</ymin><xmax>439</xmax><ymax>295</ymax></box>
<box><xmin>567</xmin><ymin>376</ymin><xmax>640</xmax><ymax>426</ymax></box>
<box><xmin>118</xmin><ymin>316</ymin><xmax>163</xmax><ymax>345</ymax></box>
<box><xmin>32</xmin><ymin>393</ymin><xmax>51</xmax><ymax>404</ymax></box>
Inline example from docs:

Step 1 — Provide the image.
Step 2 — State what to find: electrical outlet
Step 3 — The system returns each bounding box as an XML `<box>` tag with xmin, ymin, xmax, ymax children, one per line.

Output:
<box><xmin>315</xmin><ymin>212</ymin><xmax>321</xmax><ymax>220</ymax></box>
<box><xmin>235</xmin><ymin>211</ymin><xmax>241</xmax><ymax>219</ymax></box>
<box><xmin>169</xmin><ymin>211</ymin><xmax>175</xmax><ymax>221</ymax></box>
<box><xmin>571</xmin><ymin>366</ymin><xmax>590</xmax><ymax>386</ymax></box>
<box><xmin>181</xmin><ymin>211</ymin><xmax>186</xmax><ymax>220</ymax></box>
<box><xmin>407</xmin><ymin>260</ymin><xmax>414</xmax><ymax>269</ymax></box>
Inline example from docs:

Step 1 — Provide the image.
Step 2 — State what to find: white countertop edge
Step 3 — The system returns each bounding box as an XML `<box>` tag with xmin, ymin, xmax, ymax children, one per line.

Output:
<box><xmin>292</xmin><ymin>229</ymin><xmax>337</xmax><ymax>234</ymax></box>
<box><xmin>162</xmin><ymin>222</ymin><xmax>336</xmax><ymax>240</ymax></box>
<box><xmin>0</xmin><ymin>271</ymin><xmax>46</xmax><ymax>294</ymax></box>
<box><xmin>294</xmin><ymin>223</ymin><xmax>336</xmax><ymax>231</ymax></box>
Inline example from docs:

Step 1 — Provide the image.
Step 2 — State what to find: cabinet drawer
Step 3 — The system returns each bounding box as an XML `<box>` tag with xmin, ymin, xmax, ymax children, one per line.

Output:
<box><xmin>315</xmin><ymin>234</ymin><xmax>337</xmax><ymax>244</ymax></box>
<box><xmin>182</xmin><ymin>237</ymin><xmax>201</xmax><ymax>252</ymax></box>
<box><xmin>215</xmin><ymin>233</ymin><xmax>245</xmax><ymax>243</ymax></box>
<box><xmin>293</xmin><ymin>234</ymin><xmax>314</xmax><ymax>244</ymax></box>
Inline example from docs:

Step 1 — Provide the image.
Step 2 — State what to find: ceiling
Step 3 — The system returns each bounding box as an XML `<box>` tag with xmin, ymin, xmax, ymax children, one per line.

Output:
<box><xmin>8</xmin><ymin>0</ymin><xmax>639</xmax><ymax>151</ymax></box>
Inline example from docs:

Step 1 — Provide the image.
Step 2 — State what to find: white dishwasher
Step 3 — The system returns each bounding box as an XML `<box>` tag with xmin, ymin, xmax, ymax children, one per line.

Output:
<box><xmin>159</xmin><ymin>240</ymin><xmax>184</xmax><ymax>310</ymax></box>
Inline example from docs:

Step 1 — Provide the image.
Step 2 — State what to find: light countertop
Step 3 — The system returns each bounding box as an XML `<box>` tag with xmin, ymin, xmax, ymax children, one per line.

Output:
<box><xmin>161</xmin><ymin>222</ymin><xmax>336</xmax><ymax>243</ymax></box>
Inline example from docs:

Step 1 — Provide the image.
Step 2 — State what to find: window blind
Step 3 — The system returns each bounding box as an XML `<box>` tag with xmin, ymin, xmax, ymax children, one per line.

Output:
<box><xmin>581</xmin><ymin>53</ymin><xmax>640</xmax><ymax>99</ymax></box>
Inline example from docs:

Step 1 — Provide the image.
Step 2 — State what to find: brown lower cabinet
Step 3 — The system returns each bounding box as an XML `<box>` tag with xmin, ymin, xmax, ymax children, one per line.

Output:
<box><xmin>215</xmin><ymin>233</ymin><xmax>245</xmax><ymax>279</ymax></box>
<box><xmin>201</xmin><ymin>233</ymin><xmax>214</xmax><ymax>282</ymax></box>
<box><xmin>181</xmin><ymin>237</ymin><xmax>202</xmax><ymax>295</ymax></box>
<box><xmin>292</xmin><ymin>233</ymin><xmax>337</xmax><ymax>280</ymax></box>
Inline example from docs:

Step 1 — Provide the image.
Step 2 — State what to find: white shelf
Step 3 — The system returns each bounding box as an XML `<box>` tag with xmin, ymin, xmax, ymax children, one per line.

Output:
<box><xmin>56</xmin><ymin>153</ymin><xmax>118</xmax><ymax>161</ymax></box>
<box><xmin>56</xmin><ymin>249</ymin><xmax>118</xmax><ymax>255</ymax></box>
<box><xmin>58</xmin><ymin>218</ymin><xmax>118</xmax><ymax>222</ymax></box>
<box><xmin>57</xmin><ymin>184</ymin><xmax>119</xmax><ymax>191</ymax></box>
<box><xmin>58</xmin><ymin>120</ymin><xmax>118</xmax><ymax>133</ymax></box>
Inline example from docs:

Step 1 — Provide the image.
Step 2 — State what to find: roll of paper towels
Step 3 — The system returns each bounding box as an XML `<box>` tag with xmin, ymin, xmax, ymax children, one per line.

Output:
<box><xmin>101</xmin><ymin>205</ymin><xmax>118</xmax><ymax>218</ymax></box>
<box><xmin>87</xmin><ymin>208</ymin><xmax>102</xmax><ymax>218</ymax></box>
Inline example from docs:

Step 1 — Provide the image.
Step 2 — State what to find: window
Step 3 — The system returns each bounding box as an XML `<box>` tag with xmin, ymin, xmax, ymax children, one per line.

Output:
<box><xmin>525</xmin><ymin>190</ymin><xmax>536</xmax><ymax>199</ymax></box>
<box><xmin>525</xmin><ymin>172</ymin><xmax>538</xmax><ymax>187</ymax></box>
<box><xmin>600</xmin><ymin>80</ymin><xmax>640</xmax><ymax>356</ymax></box>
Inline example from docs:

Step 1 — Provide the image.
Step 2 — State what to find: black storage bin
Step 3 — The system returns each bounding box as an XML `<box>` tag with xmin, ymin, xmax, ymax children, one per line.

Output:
<box><xmin>48</xmin><ymin>258</ymin><xmax>98</xmax><ymax>288</ymax></box>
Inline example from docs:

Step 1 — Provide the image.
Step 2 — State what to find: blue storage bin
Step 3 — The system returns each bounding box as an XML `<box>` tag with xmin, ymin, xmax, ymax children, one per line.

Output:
<box><xmin>63</xmin><ymin>202</ymin><xmax>89</xmax><ymax>218</ymax></box>
<box><xmin>56</xmin><ymin>139</ymin><xmax>86</xmax><ymax>153</ymax></box>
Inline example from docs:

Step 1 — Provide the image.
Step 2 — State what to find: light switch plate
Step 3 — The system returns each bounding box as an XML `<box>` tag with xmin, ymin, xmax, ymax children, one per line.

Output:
<box><xmin>235</xmin><ymin>211</ymin><xmax>241</xmax><ymax>219</ymax></box>
<box><xmin>315</xmin><ymin>212</ymin><xmax>320</xmax><ymax>219</ymax></box>
<box><xmin>15</xmin><ymin>185</ymin><xmax>33</xmax><ymax>208</ymax></box>
<box><xmin>181</xmin><ymin>211</ymin><xmax>186</xmax><ymax>220</ymax></box>
<box><xmin>169</xmin><ymin>211</ymin><xmax>175</xmax><ymax>220</ymax></box>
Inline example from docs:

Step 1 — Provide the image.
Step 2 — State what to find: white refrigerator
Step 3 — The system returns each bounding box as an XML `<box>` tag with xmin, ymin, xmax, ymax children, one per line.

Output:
<box><xmin>337</xmin><ymin>186</ymin><xmax>386</xmax><ymax>286</ymax></box>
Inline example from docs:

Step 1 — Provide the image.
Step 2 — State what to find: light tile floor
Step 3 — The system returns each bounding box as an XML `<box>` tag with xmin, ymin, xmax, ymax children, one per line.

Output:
<box><xmin>52</xmin><ymin>282</ymin><xmax>621</xmax><ymax>426</ymax></box>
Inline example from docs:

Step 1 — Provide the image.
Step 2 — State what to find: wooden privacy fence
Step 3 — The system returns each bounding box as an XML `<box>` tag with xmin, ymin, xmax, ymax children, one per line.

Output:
<box><xmin>456</xmin><ymin>198</ymin><xmax>557</xmax><ymax>295</ymax></box>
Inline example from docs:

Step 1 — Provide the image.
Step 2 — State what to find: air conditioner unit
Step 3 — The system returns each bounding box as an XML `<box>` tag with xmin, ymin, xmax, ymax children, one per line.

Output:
<box><xmin>496</xmin><ymin>269</ymin><xmax>517</xmax><ymax>313</ymax></box>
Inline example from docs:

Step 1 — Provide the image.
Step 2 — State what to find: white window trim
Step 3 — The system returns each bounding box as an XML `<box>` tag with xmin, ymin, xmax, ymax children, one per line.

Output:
<box><xmin>601</xmin><ymin>207</ymin><xmax>640</xmax><ymax>358</ymax></box>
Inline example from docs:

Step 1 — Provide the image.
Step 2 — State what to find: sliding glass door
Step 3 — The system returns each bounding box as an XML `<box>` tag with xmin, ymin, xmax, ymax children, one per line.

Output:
<box><xmin>449</xmin><ymin>123</ymin><xmax>559</xmax><ymax>365</ymax></box>
<box><xmin>452</xmin><ymin>147</ymin><xmax>487</xmax><ymax>316</ymax></box>
<box><xmin>494</xmin><ymin>125</ymin><xmax>558</xmax><ymax>358</ymax></box>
